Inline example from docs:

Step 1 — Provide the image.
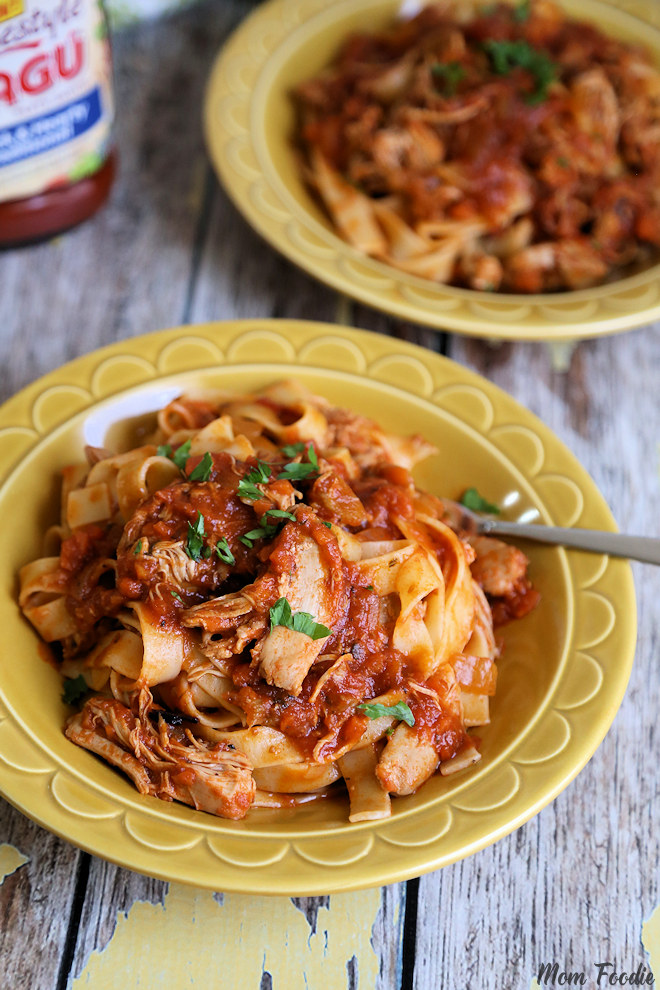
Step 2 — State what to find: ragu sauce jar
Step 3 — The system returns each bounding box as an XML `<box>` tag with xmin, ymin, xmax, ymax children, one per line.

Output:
<box><xmin>0</xmin><ymin>0</ymin><xmax>115</xmax><ymax>247</ymax></box>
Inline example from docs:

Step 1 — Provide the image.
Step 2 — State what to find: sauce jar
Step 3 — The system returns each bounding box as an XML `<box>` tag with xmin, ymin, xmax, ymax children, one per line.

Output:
<box><xmin>0</xmin><ymin>0</ymin><xmax>115</xmax><ymax>247</ymax></box>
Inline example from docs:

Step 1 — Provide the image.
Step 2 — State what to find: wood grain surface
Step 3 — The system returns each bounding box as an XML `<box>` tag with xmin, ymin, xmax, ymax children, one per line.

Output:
<box><xmin>0</xmin><ymin>3</ymin><xmax>658</xmax><ymax>988</ymax></box>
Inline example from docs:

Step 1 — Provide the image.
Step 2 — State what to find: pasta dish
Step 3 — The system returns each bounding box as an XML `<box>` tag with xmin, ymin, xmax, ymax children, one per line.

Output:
<box><xmin>293</xmin><ymin>0</ymin><xmax>660</xmax><ymax>292</ymax></box>
<box><xmin>19</xmin><ymin>382</ymin><xmax>538</xmax><ymax>822</ymax></box>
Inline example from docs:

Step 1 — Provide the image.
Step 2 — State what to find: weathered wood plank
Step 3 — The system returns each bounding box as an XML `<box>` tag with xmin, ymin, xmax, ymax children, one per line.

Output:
<box><xmin>0</xmin><ymin>7</ymin><xmax>408</xmax><ymax>988</ymax></box>
<box><xmin>342</xmin><ymin>307</ymin><xmax>660</xmax><ymax>987</ymax></box>
<box><xmin>0</xmin><ymin>0</ymin><xmax>244</xmax><ymax>405</ymax></box>
<box><xmin>2</xmin><ymin>0</ymin><xmax>658</xmax><ymax>986</ymax></box>
<box><xmin>0</xmin><ymin>802</ymin><xmax>80</xmax><ymax>990</ymax></box>
<box><xmin>406</xmin><ymin>328</ymin><xmax>660</xmax><ymax>989</ymax></box>
<box><xmin>187</xmin><ymin>179</ymin><xmax>341</xmax><ymax>325</ymax></box>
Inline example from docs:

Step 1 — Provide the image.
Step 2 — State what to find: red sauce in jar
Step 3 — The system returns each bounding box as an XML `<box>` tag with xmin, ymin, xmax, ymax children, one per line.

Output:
<box><xmin>0</xmin><ymin>153</ymin><xmax>116</xmax><ymax>247</ymax></box>
<box><xmin>0</xmin><ymin>0</ymin><xmax>116</xmax><ymax>248</ymax></box>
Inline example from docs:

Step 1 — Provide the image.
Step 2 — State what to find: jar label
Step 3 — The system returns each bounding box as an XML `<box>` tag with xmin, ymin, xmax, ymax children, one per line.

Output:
<box><xmin>0</xmin><ymin>0</ymin><xmax>114</xmax><ymax>204</ymax></box>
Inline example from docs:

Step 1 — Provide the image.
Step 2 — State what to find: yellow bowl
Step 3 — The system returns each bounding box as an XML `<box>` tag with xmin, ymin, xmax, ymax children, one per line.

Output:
<box><xmin>205</xmin><ymin>0</ymin><xmax>660</xmax><ymax>341</ymax></box>
<box><xmin>0</xmin><ymin>321</ymin><xmax>636</xmax><ymax>893</ymax></box>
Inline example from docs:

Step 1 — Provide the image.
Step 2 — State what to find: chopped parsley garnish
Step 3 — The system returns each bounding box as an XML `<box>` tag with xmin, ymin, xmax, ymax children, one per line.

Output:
<box><xmin>431</xmin><ymin>61</ymin><xmax>465</xmax><ymax>96</ymax></box>
<box><xmin>281</xmin><ymin>442</ymin><xmax>306</xmax><ymax>457</ymax></box>
<box><xmin>250</xmin><ymin>461</ymin><xmax>273</xmax><ymax>484</ymax></box>
<box><xmin>307</xmin><ymin>446</ymin><xmax>319</xmax><ymax>472</ymax></box>
<box><xmin>239</xmin><ymin>509</ymin><xmax>296</xmax><ymax>547</ymax></box>
<box><xmin>216</xmin><ymin>537</ymin><xmax>235</xmax><ymax>566</ymax></box>
<box><xmin>185</xmin><ymin>511</ymin><xmax>206</xmax><ymax>561</ymax></box>
<box><xmin>263</xmin><ymin>508</ymin><xmax>297</xmax><ymax>524</ymax></box>
<box><xmin>358</xmin><ymin>701</ymin><xmax>415</xmax><ymax>727</ymax></box>
<box><xmin>321</xmin><ymin>520</ymin><xmax>332</xmax><ymax>529</ymax></box>
<box><xmin>512</xmin><ymin>0</ymin><xmax>531</xmax><ymax>22</ymax></box>
<box><xmin>483</xmin><ymin>38</ymin><xmax>556</xmax><ymax>104</ymax></box>
<box><xmin>62</xmin><ymin>675</ymin><xmax>88</xmax><ymax>706</ymax></box>
<box><xmin>278</xmin><ymin>462</ymin><xmax>316</xmax><ymax>482</ymax></box>
<box><xmin>278</xmin><ymin>443</ymin><xmax>319</xmax><ymax>482</ymax></box>
<box><xmin>133</xmin><ymin>538</ymin><xmax>147</xmax><ymax>555</ymax></box>
<box><xmin>238</xmin><ymin>460</ymin><xmax>272</xmax><ymax>500</ymax></box>
<box><xmin>170</xmin><ymin>590</ymin><xmax>184</xmax><ymax>603</ymax></box>
<box><xmin>188</xmin><ymin>451</ymin><xmax>213</xmax><ymax>482</ymax></box>
<box><xmin>237</xmin><ymin>479</ymin><xmax>265</xmax><ymax>501</ymax></box>
<box><xmin>157</xmin><ymin>438</ymin><xmax>192</xmax><ymax>471</ymax></box>
<box><xmin>171</xmin><ymin>438</ymin><xmax>192</xmax><ymax>471</ymax></box>
<box><xmin>557</xmin><ymin>156</ymin><xmax>569</xmax><ymax>168</ymax></box>
<box><xmin>239</xmin><ymin>525</ymin><xmax>278</xmax><ymax>547</ymax></box>
<box><xmin>269</xmin><ymin>596</ymin><xmax>331</xmax><ymax>640</ymax></box>
<box><xmin>460</xmin><ymin>487</ymin><xmax>501</xmax><ymax>514</ymax></box>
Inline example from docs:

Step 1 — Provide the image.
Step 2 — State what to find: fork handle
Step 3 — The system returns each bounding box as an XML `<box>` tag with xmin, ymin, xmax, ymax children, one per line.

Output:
<box><xmin>479</xmin><ymin>520</ymin><xmax>660</xmax><ymax>565</ymax></box>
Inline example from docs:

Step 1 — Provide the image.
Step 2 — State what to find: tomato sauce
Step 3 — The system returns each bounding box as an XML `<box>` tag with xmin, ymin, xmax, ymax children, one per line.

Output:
<box><xmin>0</xmin><ymin>0</ymin><xmax>116</xmax><ymax>247</ymax></box>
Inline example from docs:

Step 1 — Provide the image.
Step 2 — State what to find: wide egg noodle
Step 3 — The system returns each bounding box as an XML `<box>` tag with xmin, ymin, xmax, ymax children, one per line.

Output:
<box><xmin>18</xmin><ymin>381</ymin><xmax>536</xmax><ymax>822</ymax></box>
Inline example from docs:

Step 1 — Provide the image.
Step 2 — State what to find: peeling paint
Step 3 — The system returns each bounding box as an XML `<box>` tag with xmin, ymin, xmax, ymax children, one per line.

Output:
<box><xmin>0</xmin><ymin>843</ymin><xmax>28</xmax><ymax>883</ymax></box>
<box><xmin>642</xmin><ymin>903</ymin><xmax>660</xmax><ymax>981</ymax></box>
<box><xmin>72</xmin><ymin>884</ymin><xmax>381</xmax><ymax>989</ymax></box>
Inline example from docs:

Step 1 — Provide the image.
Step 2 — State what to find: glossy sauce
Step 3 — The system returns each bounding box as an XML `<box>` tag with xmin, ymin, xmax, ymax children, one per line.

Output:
<box><xmin>0</xmin><ymin>153</ymin><xmax>116</xmax><ymax>247</ymax></box>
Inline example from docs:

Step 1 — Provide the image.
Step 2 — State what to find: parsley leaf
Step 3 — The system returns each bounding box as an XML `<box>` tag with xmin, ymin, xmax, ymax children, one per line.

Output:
<box><xmin>483</xmin><ymin>38</ymin><xmax>556</xmax><ymax>104</ymax></box>
<box><xmin>281</xmin><ymin>442</ymin><xmax>306</xmax><ymax>458</ymax></box>
<box><xmin>278</xmin><ymin>461</ymin><xmax>316</xmax><ymax>482</ymax></box>
<box><xmin>185</xmin><ymin>511</ymin><xmax>206</xmax><ymax>561</ymax></box>
<box><xmin>188</xmin><ymin>451</ymin><xmax>213</xmax><ymax>482</ymax></box>
<box><xmin>321</xmin><ymin>520</ymin><xmax>332</xmax><ymax>529</ymax></box>
<box><xmin>269</xmin><ymin>596</ymin><xmax>331</xmax><ymax>640</ymax></box>
<box><xmin>460</xmin><ymin>487</ymin><xmax>501</xmax><ymax>514</ymax></box>
<box><xmin>238</xmin><ymin>461</ymin><xmax>272</xmax><ymax>501</ymax></box>
<box><xmin>237</xmin><ymin>479</ymin><xmax>264</xmax><ymax>501</ymax></box>
<box><xmin>250</xmin><ymin>461</ymin><xmax>272</xmax><ymax>484</ymax></box>
<box><xmin>62</xmin><ymin>675</ymin><xmax>88</xmax><ymax>706</ymax></box>
<box><xmin>512</xmin><ymin>0</ymin><xmax>531</xmax><ymax>21</ymax></box>
<box><xmin>431</xmin><ymin>61</ymin><xmax>465</xmax><ymax>96</ymax></box>
<box><xmin>171</xmin><ymin>438</ymin><xmax>192</xmax><ymax>471</ymax></box>
<box><xmin>277</xmin><ymin>442</ymin><xmax>319</xmax><ymax>483</ymax></box>
<box><xmin>157</xmin><ymin>443</ymin><xmax>172</xmax><ymax>458</ymax></box>
<box><xmin>269</xmin><ymin>596</ymin><xmax>293</xmax><ymax>627</ymax></box>
<box><xmin>216</xmin><ymin>537</ymin><xmax>236</xmax><ymax>565</ymax></box>
<box><xmin>239</xmin><ymin>525</ymin><xmax>278</xmax><ymax>547</ymax></box>
<box><xmin>291</xmin><ymin>611</ymin><xmax>332</xmax><ymax>639</ymax></box>
<box><xmin>263</xmin><ymin>508</ymin><xmax>297</xmax><ymax>524</ymax></box>
<box><xmin>170</xmin><ymin>590</ymin><xmax>184</xmax><ymax>604</ymax></box>
<box><xmin>239</xmin><ymin>510</ymin><xmax>295</xmax><ymax>547</ymax></box>
<box><xmin>358</xmin><ymin>701</ymin><xmax>415</xmax><ymax>727</ymax></box>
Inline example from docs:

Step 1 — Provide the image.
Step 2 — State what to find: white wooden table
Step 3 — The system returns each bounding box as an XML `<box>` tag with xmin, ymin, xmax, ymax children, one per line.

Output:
<box><xmin>1</xmin><ymin>3</ymin><xmax>659</xmax><ymax>987</ymax></box>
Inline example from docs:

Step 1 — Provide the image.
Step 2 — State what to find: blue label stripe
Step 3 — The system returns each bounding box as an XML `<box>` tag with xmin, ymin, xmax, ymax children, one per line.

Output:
<box><xmin>0</xmin><ymin>87</ymin><xmax>103</xmax><ymax>168</ymax></box>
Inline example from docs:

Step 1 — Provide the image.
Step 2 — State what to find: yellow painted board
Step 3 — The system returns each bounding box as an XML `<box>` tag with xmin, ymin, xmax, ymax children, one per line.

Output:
<box><xmin>73</xmin><ymin>886</ymin><xmax>386</xmax><ymax>989</ymax></box>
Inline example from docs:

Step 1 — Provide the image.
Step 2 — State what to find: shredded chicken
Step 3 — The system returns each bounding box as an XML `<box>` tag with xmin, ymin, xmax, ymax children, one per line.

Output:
<box><xmin>66</xmin><ymin>697</ymin><xmax>255</xmax><ymax>819</ymax></box>
<box><xmin>294</xmin><ymin>0</ymin><xmax>660</xmax><ymax>291</ymax></box>
<box><xmin>26</xmin><ymin>383</ymin><xmax>539</xmax><ymax>824</ymax></box>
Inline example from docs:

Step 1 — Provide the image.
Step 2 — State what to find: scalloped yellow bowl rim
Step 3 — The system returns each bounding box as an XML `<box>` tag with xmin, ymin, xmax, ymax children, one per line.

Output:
<box><xmin>0</xmin><ymin>320</ymin><xmax>636</xmax><ymax>893</ymax></box>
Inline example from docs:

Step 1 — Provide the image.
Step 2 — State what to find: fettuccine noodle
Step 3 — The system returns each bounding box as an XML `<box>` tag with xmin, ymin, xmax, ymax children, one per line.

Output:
<box><xmin>293</xmin><ymin>0</ymin><xmax>660</xmax><ymax>292</ymax></box>
<box><xmin>20</xmin><ymin>382</ymin><xmax>538</xmax><ymax>822</ymax></box>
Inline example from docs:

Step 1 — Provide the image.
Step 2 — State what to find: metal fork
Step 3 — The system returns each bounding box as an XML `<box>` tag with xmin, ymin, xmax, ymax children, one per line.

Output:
<box><xmin>450</xmin><ymin>502</ymin><xmax>660</xmax><ymax>566</ymax></box>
